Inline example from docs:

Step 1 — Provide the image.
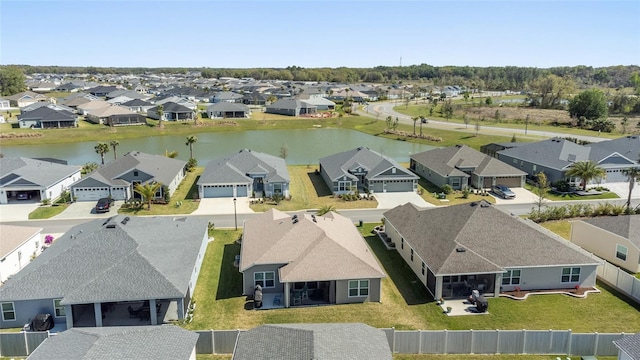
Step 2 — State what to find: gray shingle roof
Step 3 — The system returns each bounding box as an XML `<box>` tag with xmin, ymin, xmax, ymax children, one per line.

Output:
<box><xmin>383</xmin><ymin>202</ymin><xmax>599</xmax><ymax>275</ymax></box>
<box><xmin>587</xmin><ymin>135</ymin><xmax>640</xmax><ymax>162</ymax></box>
<box><xmin>71</xmin><ymin>151</ymin><xmax>186</xmax><ymax>188</ymax></box>
<box><xmin>206</xmin><ymin>102</ymin><xmax>250</xmax><ymax>112</ymax></box>
<box><xmin>198</xmin><ymin>149</ymin><xmax>289</xmax><ymax>185</ymax></box>
<box><xmin>578</xmin><ymin>215</ymin><xmax>640</xmax><ymax>248</ymax></box>
<box><xmin>266</xmin><ymin>98</ymin><xmax>316</xmax><ymax>110</ymax></box>
<box><xmin>412</xmin><ymin>145</ymin><xmax>526</xmax><ymax>177</ymax></box>
<box><xmin>614</xmin><ymin>333</ymin><xmax>640</xmax><ymax>360</ymax></box>
<box><xmin>241</xmin><ymin>209</ymin><xmax>385</xmax><ymax>282</ymax></box>
<box><xmin>320</xmin><ymin>147</ymin><xmax>418</xmax><ymax>182</ymax></box>
<box><xmin>18</xmin><ymin>106</ymin><xmax>76</xmax><ymax>122</ymax></box>
<box><xmin>27</xmin><ymin>326</ymin><xmax>198</xmax><ymax>360</ymax></box>
<box><xmin>0</xmin><ymin>158</ymin><xmax>81</xmax><ymax>189</ymax></box>
<box><xmin>0</xmin><ymin>216</ymin><xmax>208</xmax><ymax>304</ymax></box>
<box><xmin>150</xmin><ymin>101</ymin><xmax>192</xmax><ymax>113</ymax></box>
<box><xmin>232</xmin><ymin>323</ymin><xmax>392</xmax><ymax>360</ymax></box>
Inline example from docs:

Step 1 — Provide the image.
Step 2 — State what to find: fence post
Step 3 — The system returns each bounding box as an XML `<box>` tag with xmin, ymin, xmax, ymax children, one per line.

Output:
<box><xmin>495</xmin><ymin>329</ymin><xmax>500</xmax><ymax>354</ymax></box>
<box><xmin>593</xmin><ymin>332</ymin><xmax>599</xmax><ymax>356</ymax></box>
<box><xmin>567</xmin><ymin>329</ymin><xmax>573</xmax><ymax>356</ymax></box>
<box><xmin>210</xmin><ymin>329</ymin><xmax>215</xmax><ymax>354</ymax></box>
<box><xmin>443</xmin><ymin>329</ymin><xmax>448</xmax><ymax>355</ymax></box>
<box><xmin>522</xmin><ymin>329</ymin><xmax>526</xmax><ymax>354</ymax></box>
<box><xmin>392</xmin><ymin>327</ymin><xmax>396</xmax><ymax>353</ymax></box>
<box><xmin>470</xmin><ymin>329</ymin><xmax>474</xmax><ymax>354</ymax></box>
<box><xmin>24</xmin><ymin>331</ymin><xmax>29</xmax><ymax>356</ymax></box>
<box><xmin>548</xmin><ymin>329</ymin><xmax>553</xmax><ymax>354</ymax></box>
<box><xmin>417</xmin><ymin>329</ymin><xmax>422</xmax><ymax>354</ymax></box>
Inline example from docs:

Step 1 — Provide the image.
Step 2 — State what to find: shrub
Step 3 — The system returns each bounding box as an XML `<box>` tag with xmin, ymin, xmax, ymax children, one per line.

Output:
<box><xmin>441</xmin><ymin>184</ymin><xmax>453</xmax><ymax>194</ymax></box>
<box><xmin>186</xmin><ymin>158</ymin><xmax>198</xmax><ymax>172</ymax></box>
<box><xmin>461</xmin><ymin>188</ymin><xmax>471</xmax><ymax>199</ymax></box>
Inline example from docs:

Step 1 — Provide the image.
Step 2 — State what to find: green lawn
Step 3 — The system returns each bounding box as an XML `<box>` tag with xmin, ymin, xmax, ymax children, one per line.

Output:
<box><xmin>185</xmin><ymin>224</ymin><xmax>640</xmax><ymax>333</ymax></box>
<box><xmin>525</xmin><ymin>184</ymin><xmax>619</xmax><ymax>201</ymax></box>
<box><xmin>119</xmin><ymin>167</ymin><xmax>202</xmax><ymax>215</ymax></box>
<box><xmin>417</xmin><ymin>177</ymin><xmax>496</xmax><ymax>206</ymax></box>
<box><xmin>538</xmin><ymin>220</ymin><xmax>572</xmax><ymax>239</ymax></box>
<box><xmin>394</xmin><ymin>356</ymin><xmax>616</xmax><ymax>360</ymax></box>
<box><xmin>28</xmin><ymin>203</ymin><xmax>69</xmax><ymax>219</ymax></box>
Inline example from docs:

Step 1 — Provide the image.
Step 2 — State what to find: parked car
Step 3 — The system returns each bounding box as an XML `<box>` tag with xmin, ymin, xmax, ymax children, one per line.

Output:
<box><xmin>95</xmin><ymin>197</ymin><xmax>114</xmax><ymax>213</ymax></box>
<box><xmin>492</xmin><ymin>185</ymin><xmax>516</xmax><ymax>199</ymax></box>
<box><xmin>16</xmin><ymin>192</ymin><xmax>31</xmax><ymax>200</ymax></box>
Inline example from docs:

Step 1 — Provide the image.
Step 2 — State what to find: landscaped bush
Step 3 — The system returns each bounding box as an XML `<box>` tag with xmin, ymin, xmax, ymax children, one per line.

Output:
<box><xmin>441</xmin><ymin>184</ymin><xmax>453</xmax><ymax>194</ymax></box>
<box><xmin>528</xmin><ymin>203</ymin><xmax>633</xmax><ymax>223</ymax></box>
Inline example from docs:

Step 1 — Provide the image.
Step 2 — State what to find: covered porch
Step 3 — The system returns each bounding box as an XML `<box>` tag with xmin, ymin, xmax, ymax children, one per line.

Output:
<box><xmin>256</xmin><ymin>281</ymin><xmax>334</xmax><ymax>309</ymax></box>
<box><xmin>66</xmin><ymin>299</ymin><xmax>184</xmax><ymax>328</ymax></box>
<box><xmin>438</xmin><ymin>274</ymin><xmax>499</xmax><ymax>300</ymax></box>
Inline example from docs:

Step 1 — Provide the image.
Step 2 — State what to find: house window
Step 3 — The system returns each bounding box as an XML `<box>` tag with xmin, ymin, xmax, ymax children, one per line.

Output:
<box><xmin>421</xmin><ymin>262</ymin><xmax>425</xmax><ymax>275</ymax></box>
<box><xmin>410</xmin><ymin>249</ymin><xmax>414</xmax><ymax>262</ymax></box>
<box><xmin>616</xmin><ymin>244</ymin><xmax>628</xmax><ymax>261</ymax></box>
<box><xmin>338</xmin><ymin>181</ymin><xmax>350</xmax><ymax>192</ymax></box>
<box><xmin>1</xmin><ymin>302</ymin><xmax>15</xmax><ymax>321</ymax></box>
<box><xmin>133</xmin><ymin>171</ymin><xmax>139</xmax><ymax>177</ymax></box>
<box><xmin>401</xmin><ymin>238</ymin><xmax>404</xmax><ymax>249</ymax></box>
<box><xmin>532</xmin><ymin>164</ymin><xmax>537</xmax><ymax>171</ymax></box>
<box><xmin>254</xmin><ymin>271</ymin><xmax>275</xmax><ymax>288</ymax></box>
<box><xmin>513</xmin><ymin>159</ymin><xmax>517</xmax><ymax>164</ymax></box>
<box><xmin>502</xmin><ymin>269</ymin><xmax>521</xmax><ymax>285</ymax></box>
<box><xmin>53</xmin><ymin>299</ymin><xmax>65</xmax><ymax>317</ymax></box>
<box><xmin>392</xmin><ymin>168</ymin><xmax>396</xmax><ymax>174</ymax></box>
<box><xmin>561</xmin><ymin>267</ymin><xmax>580</xmax><ymax>283</ymax></box>
<box><xmin>348</xmin><ymin>279</ymin><xmax>369</xmax><ymax>297</ymax></box>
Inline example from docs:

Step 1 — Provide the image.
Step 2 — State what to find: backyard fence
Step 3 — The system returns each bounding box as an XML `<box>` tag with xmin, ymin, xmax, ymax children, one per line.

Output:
<box><xmin>0</xmin><ymin>329</ymin><xmax>634</xmax><ymax>357</ymax></box>
<box><xmin>597</xmin><ymin>261</ymin><xmax>640</xmax><ymax>303</ymax></box>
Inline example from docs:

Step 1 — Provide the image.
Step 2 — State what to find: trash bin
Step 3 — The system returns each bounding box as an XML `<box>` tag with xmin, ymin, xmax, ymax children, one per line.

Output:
<box><xmin>359</xmin><ymin>220</ymin><xmax>363</xmax><ymax>227</ymax></box>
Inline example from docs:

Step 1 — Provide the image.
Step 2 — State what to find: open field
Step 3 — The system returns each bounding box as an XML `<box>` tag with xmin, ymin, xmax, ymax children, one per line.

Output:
<box><xmin>185</xmin><ymin>225</ymin><xmax>640</xmax><ymax>333</ymax></box>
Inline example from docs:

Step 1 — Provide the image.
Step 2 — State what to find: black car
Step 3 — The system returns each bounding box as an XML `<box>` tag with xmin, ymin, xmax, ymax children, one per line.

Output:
<box><xmin>95</xmin><ymin>197</ymin><xmax>114</xmax><ymax>213</ymax></box>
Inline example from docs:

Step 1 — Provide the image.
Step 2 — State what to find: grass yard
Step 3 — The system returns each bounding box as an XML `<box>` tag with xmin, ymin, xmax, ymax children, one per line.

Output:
<box><xmin>28</xmin><ymin>203</ymin><xmax>69</xmax><ymax>219</ymax></box>
<box><xmin>118</xmin><ymin>167</ymin><xmax>202</xmax><ymax>215</ymax></box>
<box><xmin>417</xmin><ymin>177</ymin><xmax>496</xmax><ymax>206</ymax></box>
<box><xmin>538</xmin><ymin>220</ymin><xmax>572</xmax><ymax>239</ymax></box>
<box><xmin>249</xmin><ymin>165</ymin><xmax>378</xmax><ymax>212</ymax></box>
<box><xmin>524</xmin><ymin>184</ymin><xmax>619</xmax><ymax>201</ymax></box>
<box><xmin>185</xmin><ymin>224</ymin><xmax>640</xmax><ymax>333</ymax></box>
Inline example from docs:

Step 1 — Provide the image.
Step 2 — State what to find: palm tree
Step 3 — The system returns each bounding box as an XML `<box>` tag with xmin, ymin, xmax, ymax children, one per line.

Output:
<box><xmin>134</xmin><ymin>182</ymin><xmax>162</xmax><ymax>210</ymax></box>
<box><xmin>622</xmin><ymin>167</ymin><xmax>640</xmax><ymax>210</ymax></box>
<box><xmin>316</xmin><ymin>205</ymin><xmax>336</xmax><ymax>216</ymax></box>
<box><xmin>419</xmin><ymin>116</ymin><xmax>425</xmax><ymax>137</ymax></box>
<box><xmin>94</xmin><ymin>142</ymin><xmax>109</xmax><ymax>165</ymax></box>
<box><xmin>164</xmin><ymin>149</ymin><xmax>178</xmax><ymax>158</ymax></box>
<box><xmin>156</xmin><ymin>104</ymin><xmax>164</xmax><ymax>129</ymax></box>
<box><xmin>565</xmin><ymin>160</ymin><xmax>606</xmax><ymax>191</ymax></box>
<box><xmin>411</xmin><ymin>117</ymin><xmax>418</xmax><ymax>135</ymax></box>
<box><xmin>110</xmin><ymin>140</ymin><xmax>120</xmax><ymax>160</ymax></box>
<box><xmin>185</xmin><ymin>135</ymin><xmax>198</xmax><ymax>160</ymax></box>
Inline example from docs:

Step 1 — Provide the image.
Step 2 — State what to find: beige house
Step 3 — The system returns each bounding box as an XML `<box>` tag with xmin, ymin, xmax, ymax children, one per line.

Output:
<box><xmin>0</xmin><ymin>225</ymin><xmax>43</xmax><ymax>283</ymax></box>
<box><xmin>239</xmin><ymin>209</ymin><xmax>385</xmax><ymax>308</ymax></box>
<box><xmin>570</xmin><ymin>215</ymin><xmax>640</xmax><ymax>273</ymax></box>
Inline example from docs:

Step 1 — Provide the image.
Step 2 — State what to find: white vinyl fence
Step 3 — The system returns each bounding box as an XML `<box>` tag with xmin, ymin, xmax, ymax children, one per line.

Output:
<box><xmin>597</xmin><ymin>261</ymin><xmax>640</xmax><ymax>303</ymax></box>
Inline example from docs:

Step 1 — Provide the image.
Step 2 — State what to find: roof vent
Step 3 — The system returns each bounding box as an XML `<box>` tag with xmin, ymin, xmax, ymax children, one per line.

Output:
<box><xmin>456</xmin><ymin>247</ymin><xmax>466</xmax><ymax>253</ymax></box>
<box><xmin>121</xmin><ymin>216</ymin><xmax>130</xmax><ymax>225</ymax></box>
<box><xmin>292</xmin><ymin>218</ymin><xmax>299</xmax><ymax>224</ymax></box>
<box><xmin>311</xmin><ymin>214</ymin><xmax>317</xmax><ymax>223</ymax></box>
<box><xmin>106</xmin><ymin>223</ymin><xmax>116</xmax><ymax>229</ymax></box>
<box><xmin>292</xmin><ymin>215</ymin><xmax>298</xmax><ymax>220</ymax></box>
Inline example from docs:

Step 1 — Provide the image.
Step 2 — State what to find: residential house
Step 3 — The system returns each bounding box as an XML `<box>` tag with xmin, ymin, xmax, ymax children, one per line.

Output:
<box><xmin>265</xmin><ymin>98</ymin><xmax>317</xmax><ymax>116</ymax></box>
<box><xmin>241</xmin><ymin>91</ymin><xmax>268</xmax><ymax>106</ymax></box>
<box><xmin>232</xmin><ymin>323</ymin><xmax>392</xmax><ymax>360</ymax></box>
<box><xmin>0</xmin><ymin>225</ymin><xmax>43</xmax><ymax>283</ymax></box>
<box><xmin>297</xmin><ymin>94</ymin><xmax>336</xmax><ymax>110</ymax></box>
<box><xmin>106</xmin><ymin>89</ymin><xmax>150</xmax><ymax>101</ymax></box>
<box><xmin>0</xmin><ymin>158</ymin><xmax>81</xmax><ymax>204</ymax></box>
<box><xmin>27</xmin><ymin>326</ymin><xmax>199</xmax><ymax>360</ymax></box>
<box><xmin>18</xmin><ymin>106</ymin><xmax>78</xmax><ymax>129</ymax></box>
<box><xmin>6</xmin><ymin>91</ymin><xmax>46</xmax><ymax>108</ymax></box>
<box><xmin>0</xmin><ymin>97</ymin><xmax>10</xmax><ymax>110</ymax></box>
<box><xmin>148</xmin><ymin>102</ymin><xmax>194</xmax><ymax>121</ymax></box>
<box><xmin>383</xmin><ymin>201</ymin><xmax>600</xmax><ymax>300</ymax></box>
<box><xmin>55</xmin><ymin>82</ymin><xmax>83</xmax><ymax>92</ymax></box>
<box><xmin>496</xmin><ymin>138</ymin><xmax>639</xmax><ymax>184</ymax></box>
<box><xmin>210</xmin><ymin>91</ymin><xmax>244</xmax><ymax>103</ymax></box>
<box><xmin>0</xmin><ymin>215</ymin><xmax>209</xmax><ymax>329</ymax></box>
<box><xmin>198</xmin><ymin>149</ymin><xmax>289</xmax><ymax>198</ymax></box>
<box><xmin>410</xmin><ymin>145</ymin><xmax>527</xmax><ymax>190</ymax></box>
<box><xmin>586</xmin><ymin>135</ymin><xmax>640</xmax><ymax>177</ymax></box>
<box><xmin>86</xmin><ymin>85</ymin><xmax>119</xmax><ymax>97</ymax></box>
<box><xmin>85</xmin><ymin>105</ymin><xmax>145</xmax><ymax>126</ymax></box>
<box><xmin>613</xmin><ymin>332</ymin><xmax>640</xmax><ymax>360</ymax></box>
<box><xmin>570</xmin><ymin>215</ymin><xmax>640</xmax><ymax>273</ymax></box>
<box><xmin>120</xmin><ymin>98</ymin><xmax>154</xmax><ymax>113</ymax></box>
<box><xmin>153</xmin><ymin>96</ymin><xmax>197</xmax><ymax>110</ymax></box>
<box><xmin>240</xmin><ymin>209</ymin><xmax>386</xmax><ymax>307</ymax></box>
<box><xmin>206</xmin><ymin>102</ymin><xmax>250</xmax><ymax>119</ymax></box>
<box><xmin>76</xmin><ymin>100</ymin><xmax>111</xmax><ymax>116</ymax></box>
<box><xmin>319</xmin><ymin>147</ymin><xmax>418</xmax><ymax>194</ymax></box>
<box><xmin>27</xmin><ymin>81</ymin><xmax>56</xmax><ymax>93</ymax></box>
<box><xmin>70</xmin><ymin>151</ymin><xmax>186</xmax><ymax>201</ymax></box>
<box><xmin>21</xmin><ymin>102</ymin><xmax>74</xmax><ymax>114</ymax></box>
<box><xmin>480</xmin><ymin>142</ymin><xmax>524</xmax><ymax>158</ymax></box>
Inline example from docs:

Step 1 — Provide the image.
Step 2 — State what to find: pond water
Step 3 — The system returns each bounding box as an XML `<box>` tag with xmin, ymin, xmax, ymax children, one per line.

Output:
<box><xmin>0</xmin><ymin>129</ymin><xmax>437</xmax><ymax>165</ymax></box>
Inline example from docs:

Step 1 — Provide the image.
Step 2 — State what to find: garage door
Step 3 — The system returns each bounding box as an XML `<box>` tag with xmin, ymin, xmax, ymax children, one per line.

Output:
<box><xmin>384</xmin><ymin>180</ymin><xmax>413</xmax><ymax>192</ymax></box>
<box><xmin>605</xmin><ymin>169</ymin><xmax>628</xmax><ymax>183</ymax></box>
<box><xmin>494</xmin><ymin>176</ymin><xmax>522</xmax><ymax>188</ymax></box>
<box><xmin>74</xmin><ymin>188</ymin><xmax>110</xmax><ymax>201</ymax></box>
<box><xmin>203</xmin><ymin>185</ymin><xmax>233</xmax><ymax>198</ymax></box>
<box><xmin>236</xmin><ymin>185</ymin><xmax>248</xmax><ymax>197</ymax></box>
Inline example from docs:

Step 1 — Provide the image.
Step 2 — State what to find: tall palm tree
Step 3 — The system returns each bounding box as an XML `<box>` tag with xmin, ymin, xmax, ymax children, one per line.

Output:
<box><xmin>622</xmin><ymin>167</ymin><xmax>640</xmax><ymax>209</ymax></box>
<box><xmin>185</xmin><ymin>135</ymin><xmax>198</xmax><ymax>160</ymax></box>
<box><xmin>411</xmin><ymin>117</ymin><xmax>418</xmax><ymax>135</ymax></box>
<box><xmin>156</xmin><ymin>104</ymin><xmax>164</xmax><ymax>129</ymax></box>
<box><xmin>134</xmin><ymin>182</ymin><xmax>162</xmax><ymax>210</ymax></box>
<box><xmin>419</xmin><ymin>116</ymin><xmax>424</xmax><ymax>137</ymax></box>
<box><xmin>110</xmin><ymin>140</ymin><xmax>120</xmax><ymax>160</ymax></box>
<box><xmin>316</xmin><ymin>205</ymin><xmax>336</xmax><ymax>216</ymax></box>
<box><xmin>565</xmin><ymin>160</ymin><xmax>606</xmax><ymax>191</ymax></box>
<box><xmin>94</xmin><ymin>142</ymin><xmax>109</xmax><ymax>165</ymax></box>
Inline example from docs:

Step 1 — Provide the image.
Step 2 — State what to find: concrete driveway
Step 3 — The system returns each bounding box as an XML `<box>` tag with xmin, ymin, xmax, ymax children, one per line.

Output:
<box><xmin>601</xmin><ymin>182</ymin><xmax>640</xmax><ymax>200</ymax></box>
<box><xmin>0</xmin><ymin>203</ymin><xmax>41</xmax><ymax>222</ymax></box>
<box><xmin>373</xmin><ymin>192</ymin><xmax>434</xmax><ymax>209</ymax></box>
<box><xmin>490</xmin><ymin>187</ymin><xmax>538</xmax><ymax>205</ymax></box>
<box><xmin>192</xmin><ymin>198</ymin><xmax>254</xmax><ymax>215</ymax></box>
<box><xmin>51</xmin><ymin>201</ymin><xmax>124</xmax><ymax>220</ymax></box>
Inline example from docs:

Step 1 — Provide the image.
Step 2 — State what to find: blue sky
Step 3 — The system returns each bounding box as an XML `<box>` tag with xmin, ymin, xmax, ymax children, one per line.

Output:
<box><xmin>1</xmin><ymin>1</ymin><xmax>638</xmax><ymax>68</ymax></box>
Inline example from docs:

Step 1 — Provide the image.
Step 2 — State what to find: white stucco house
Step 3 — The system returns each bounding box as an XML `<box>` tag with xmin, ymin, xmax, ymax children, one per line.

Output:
<box><xmin>0</xmin><ymin>225</ymin><xmax>43</xmax><ymax>284</ymax></box>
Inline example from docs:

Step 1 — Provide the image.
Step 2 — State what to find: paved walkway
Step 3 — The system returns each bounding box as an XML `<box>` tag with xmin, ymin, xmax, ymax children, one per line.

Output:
<box><xmin>440</xmin><ymin>299</ymin><xmax>490</xmax><ymax>316</ymax></box>
<box><xmin>373</xmin><ymin>192</ymin><xmax>434</xmax><ymax>209</ymax></box>
<box><xmin>51</xmin><ymin>201</ymin><xmax>124</xmax><ymax>220</ymax></box>
<box><xmin>191</xmin><ymin>198</ymin><xmax>254</xmax><ymax>215</ymax></box>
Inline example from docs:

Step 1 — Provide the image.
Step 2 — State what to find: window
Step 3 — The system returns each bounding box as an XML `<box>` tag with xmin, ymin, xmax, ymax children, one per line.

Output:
<box><xmin>421</xmin><ymin>262</ymin><xmax>425</xmax><ymax>275</ymax></box>
<box><xmin>348</xmin><ymin>279</ymin><xmax>369</xmax><ymax>297</ymax></box>
<box><xmin>532</xmin><ymin>164</ymin><xmax>537</xmax><ymax>172</ymax></box>
<box><xmin>561</xmin><ymin>267</ymin><xmax>580</xmax><ymax>283</ymax></box>
<box><xmin>410</xmin><ymin>249</ymin><xmax>414</xmax><ymax>262</ymax></box>
<box><xmin>53</xmin><ymin>299</ymin><xmax>65</xmax><ymax>317</ymax></box>
<box><xmin>133</xmin><ymin>171</ymin><xmax>139</xmax><ymax>177</ymax></box>
<box><xmin>391</xmin><ymin>168</ymin><xmax>396</xmax><ymax>174</ymax></box>
<box><xmin>401</xmin><ymin>238</ymin><xmax>404</xmax><ymax>249</ymax></box>
<box><xmin>616</xmin><ymin>244</ymin><xmax>628</xmax><ymax>261</ymax></box>
<box><xmin>254</xmin><ymin>271</ymin><xmax>275</xmax><ymax>288</ymax></box>
<box><xmin>502</xmin><ymin>269</ymin><xmax>521</xmax><ymax>285</ymax></box>
<box><xmin>1</xmin><ymin>302</ymin><xmax>15</xmax><ymax>321</ymax></box>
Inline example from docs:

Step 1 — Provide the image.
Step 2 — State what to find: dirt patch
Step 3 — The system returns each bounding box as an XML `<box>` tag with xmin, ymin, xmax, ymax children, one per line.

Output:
<box><xmin>462</xmin><ymin>106</ymin><xmax>572</xmax><ymax>124</ymax></box>
<box><xmin>0</xmin><ymin>132</ymin><xmax>43</xmax><ymax>138</ymax></box>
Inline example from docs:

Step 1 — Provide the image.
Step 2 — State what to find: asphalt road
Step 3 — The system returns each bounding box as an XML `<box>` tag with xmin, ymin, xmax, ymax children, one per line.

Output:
<box><xmin>360</xmin><ymin>101</ymin><xmax>607</xmax><ymax>143</ymax></box>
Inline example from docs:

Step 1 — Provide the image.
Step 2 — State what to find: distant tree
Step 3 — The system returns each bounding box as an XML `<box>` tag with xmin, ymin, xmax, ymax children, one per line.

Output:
<box><xmin>511</xmin><ymin>134</ymin><xmax>517</xmax><ymax>142</ymax></box>
<box><xmin>485</xmin><ymin>97</ymin><xmax>493</xmax><ymax>106</ymax></box>
<box><xmin>528</xmin><ymin>74</ymin><xmax>575</xmax><ymax>109</ymax></box>
<box><xmin>94</xmin><ymin>142</ymin><xmax>109</xmax><ymax>165</ymax></box>
<box><xmin>418</xmin><ymin>116</ymin><xmax>425</xmax><ymax>137</ymax></box>
<box><xmin>156</xmin><ymin>104</ymin><xmax>165</xmax><ymax>129</ymax></box>
<box><xmin>385</xmin><ymin>116</ymin><xmax>393</xmax><ymax>131</ymax></box>
<box><xmin>164</xmin><ymin>150</ymin><xmax>178</xmax><ymax>158</ymax></box>
<box><xmin>494</xmin><ymin>109</ymin><xmax>501</xmax><ymax>121</ymax></box>
<box><xmin>412</xmin><ymin>117</ymin><xmax>418</xmax><ymax>135</ymax></box>
<box><xmin>316</xmin><ymin>205</ymin><xmax>336</xmax><ymax>216</ymax></box>
<box><xmin>568</xmin><ymin>89</ymin><xmax>608</xmax><ymax>124</ymax></box>
<box><xmin>82</xmin><ymin>162</ymin><xmax>99</xmax><ymax>174</ymax></box>
<box><xmin>134</xmin><ymin>182</ymin><xmax>162</xmax><ymax>210</ymax></box>
<box><xmin>475</xmin><ymin>118</ymin><xmax>480</xmax><ymax>136</ymax></box>
<box><xmin>392</xmin><ymin>117</ymin><xmax>399</xmax><ymax>131</ymax></box>
<box><xmin>621</xmin><ymin>117</ymin><xmax>629</xmax><ymax>134</ymax></box>
<box><xmin>110</xmin><ymin>140</ymin><xmax>119</xmax><ymax>160</ymax></box>
<box><xmin>280</xmin><ymin>143</ymin><xmax>288</xmax><ymax>159</ymax></box>
<box><xmin>463</xmin><ymin>113</ymin><xmax>469</xmax><ymax>128</ymax></box>
<box><xmin>463</xmin><ymin>91</ymin><xmax>470</xmax><ymax>102</ymax></box>
<box><xmin>630</xmin><ymin>72</ymin><xmax>640</xmax><ymax>96</ymax></box>
<box><xmin>534</xmin><ymin>172</ymin><xmax>550</xmax><ymax>212</ymax></box>
<box><xmin>442</xmin><ymin>101</ymin><xmax>454</xmax><ymax>121</ymax></box>
<box><xmin>565</xmin><ymin>160</ymin><xmax>606</xmax><ymax>191</ymax></box>
<box><xmin>622</xmin><ymin>167</ymin><xmax>640</xmax><ymax>210</ymax></box>
<box><xmin>185</xmin><ymin>135</ymin><xmax>197</xmax><ymax>160</ymax></box>
<box><xmin>0</xmin><ymin>67</ymin><xmax>26</xmax><ymax>96</ymax></box>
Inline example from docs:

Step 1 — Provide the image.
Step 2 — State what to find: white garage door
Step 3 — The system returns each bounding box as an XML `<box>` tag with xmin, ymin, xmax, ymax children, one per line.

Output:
<box><xmin>605</xmin><ymin>169</ymin><xmax>628</xmax><ymax>183</ymax></box>
<box><xmin>236</xmin><ymin>185</ymin><xmax>248</xmax><ymax>197</ymax></box>
<box><xmin>74</xmin><ymin>187</ymin><xmax>110</xmax><ymax>201</ymax></box>
<box><xmin>203</xmin><ymin>185</ymin><xmax>234</xmax><ymax>198</ymax></box>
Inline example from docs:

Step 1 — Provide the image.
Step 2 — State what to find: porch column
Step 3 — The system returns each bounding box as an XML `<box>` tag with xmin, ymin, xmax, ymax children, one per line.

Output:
<box><xmin>435</xmin><ymin>277</ymin><xmax>443</xmax><ymax>300</ymax></box>
<box><xmin>284</xmin><ymin>282</ymin><xmax>290</xmax><ymax>308</ymax></box>
<box><xmin>494</xmin><ymin>273</ymin><xmax>503</xmax><ymax>297</ymax></box>
<box><xmin>94</xmin><ymin>303</ymin><xmax>103</xmax><ymax>327</ymax></box>
<box><xmin>65</xmin><ymin>305</ymin><xmax>73</xmax><ymax>329</ymax></box>
<box><xmin>149</xmin><ymin>299</ymin><xmax>158</xmax><ymax>325</ymax></box>
<box><xmin>177</xmin><ymin>299</ymin><xmax>185</xmax><ymax>320</ymax></box>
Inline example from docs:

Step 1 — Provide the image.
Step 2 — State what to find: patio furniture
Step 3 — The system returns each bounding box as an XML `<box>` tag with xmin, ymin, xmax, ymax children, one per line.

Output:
<box><xmin>292</xmin><ymin>293</ymin><xmax>302</xmax><ymax>306</ymax></box>
<box><xmin>273</xmin><ymin>295</ymin><xmax>281</xmax><ymax>306</ymax></box>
